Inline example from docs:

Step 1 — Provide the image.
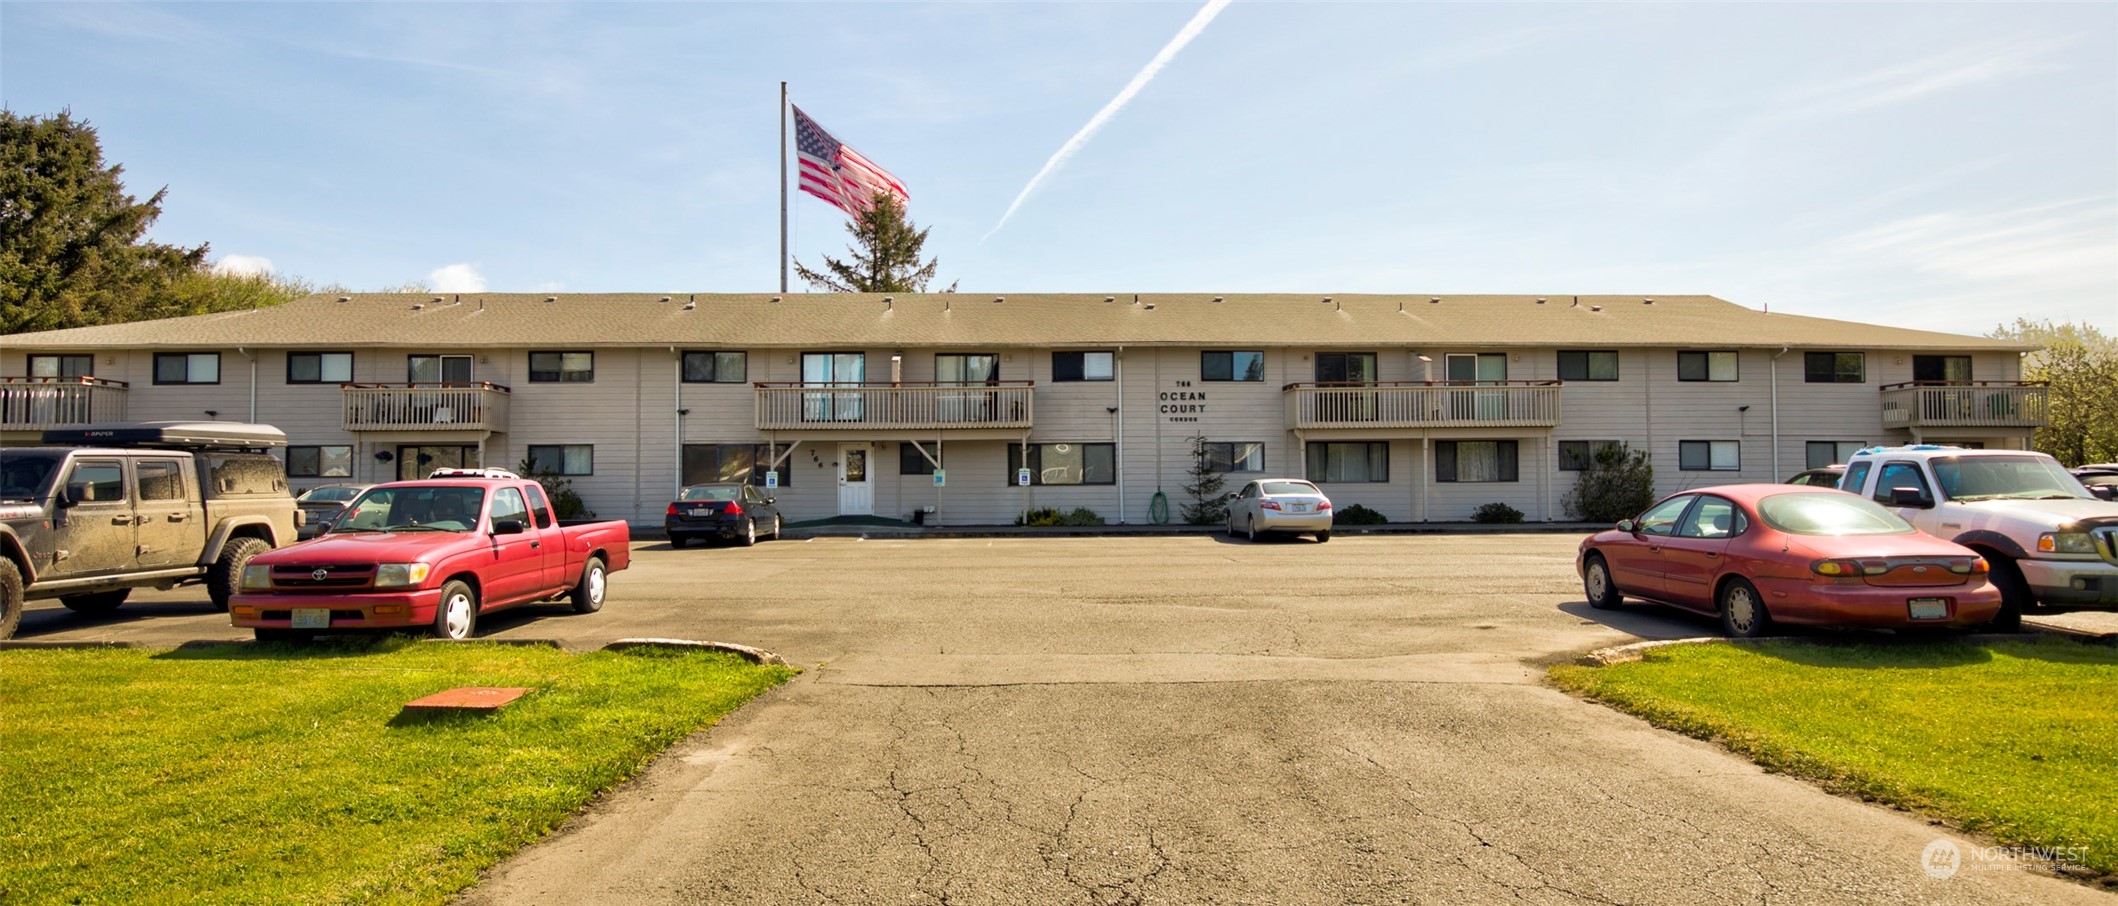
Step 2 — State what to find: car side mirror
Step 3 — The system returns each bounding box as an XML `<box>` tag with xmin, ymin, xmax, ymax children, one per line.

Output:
<box><xmin>765</xmin><ymin>497</ymin><xmax>776</xmax><ymax>505</ymax></box>
<box><xmin>1615</xmin><ymin>519</ymin><xmax>1636</xmax><ymax>533</ymax></box>
<box><xmin>491</xmin><ymin>518</ymin><xmax>526</xmax><ymax>535</ymax></box>
<box><xmin>59</xmin><ymin>482</ymin><xmax>88</xmax><ymax>507</ymax></box>
<box><xmin>2090</xmin><ymin>486</ymin><xmax>2118</xmax><ymax>501</ymax></box>
<box><xmin>1888</xmin><ymin>487</ymin><xmax>1933</xmax><ymax>508</ymax></box>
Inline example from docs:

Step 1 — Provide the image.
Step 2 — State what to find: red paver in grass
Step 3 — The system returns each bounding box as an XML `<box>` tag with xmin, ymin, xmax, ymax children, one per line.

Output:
<box><xmin>403</xmin><ymin>686</ymin><xmax>532</xmax><ymax>713</ymax></box>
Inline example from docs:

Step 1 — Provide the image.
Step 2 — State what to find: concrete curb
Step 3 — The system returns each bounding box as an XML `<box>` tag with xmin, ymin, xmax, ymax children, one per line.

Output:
<box><xmin>1577</xmin><ymin>625</ymin><xmax>2116</xmax><ymax>666</ymax></box>
<box><xmin>603</xmin><ymin>638</ymin><xmax>789</xmax><ymax>666</ymax></box>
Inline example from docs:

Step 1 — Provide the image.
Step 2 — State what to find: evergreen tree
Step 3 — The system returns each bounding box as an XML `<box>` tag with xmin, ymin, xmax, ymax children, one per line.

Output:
<box><xmin>1</xmin><ymin>110</ymin><xmax>208</xmax><ymax>333</ymax></box>
<box><xmin>1179</xmin><ymin>435</ymin><xmax>1229</xmax><ymax>525</ymax></box>
<box><xmin>792</xmin><ymin>192</ymin><xmax>954</xmax><ymax>293</ymax></box>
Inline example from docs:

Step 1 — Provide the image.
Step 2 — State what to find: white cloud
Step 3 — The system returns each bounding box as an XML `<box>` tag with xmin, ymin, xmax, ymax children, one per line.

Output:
<box><xmin>428</xmin><ymin>263</ymin><xmax>487</xmax><ymax>293</ymax></box>
<box><xmin>211</xmin><ymin>254</ymin><xmax>275</xmax><ymax>277</ymax></box>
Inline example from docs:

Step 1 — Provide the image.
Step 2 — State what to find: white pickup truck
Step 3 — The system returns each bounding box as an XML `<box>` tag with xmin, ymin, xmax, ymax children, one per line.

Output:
<box><xmin>1841</xmin><ymin>445</ymin><xmax>2118</xmax><ymax>629</ymax></box>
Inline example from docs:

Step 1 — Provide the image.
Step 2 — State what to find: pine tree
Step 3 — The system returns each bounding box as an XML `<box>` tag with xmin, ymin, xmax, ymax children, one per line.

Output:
<box><xmin>1179</xmin><ymin>435</ymin><xmax>1230</xmax><ymax>525</ymax></box>
<box><xmin>792</xmin><ymin>192</ymin><xmax>954</xmax><ymax>293</ymax></box>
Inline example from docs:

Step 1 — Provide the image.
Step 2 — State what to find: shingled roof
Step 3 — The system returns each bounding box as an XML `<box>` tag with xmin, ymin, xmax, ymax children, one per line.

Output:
<box><xmin>3</xmin><ymin>292</ymin><xmax>2032</xmax><ymax>351</ymax></box>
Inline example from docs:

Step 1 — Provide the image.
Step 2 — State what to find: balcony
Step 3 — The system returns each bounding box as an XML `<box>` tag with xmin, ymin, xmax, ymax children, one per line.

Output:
<box><xmin>1284</xmin><ymin>381</ymin><xmax>1564</xmax><ymax>430</ymax></box>
<box><xmin>0</xmin><ymin>376</ymin><xmax>129</xmax><ymax>429</ymax></box>
<box><xmin>756</xmin><ymin>382</ymin><xmax>1035</xmax><ymax>432</ymax></box>
<box><xmin>1880</xmin><ymin>382</ymin><xmax>2048</xmax><ymax>430</ymax></box>
<box><xmin>342</xmin><ymin>383</ymin><xmax>511</xmax><ymax>433</ymax></box>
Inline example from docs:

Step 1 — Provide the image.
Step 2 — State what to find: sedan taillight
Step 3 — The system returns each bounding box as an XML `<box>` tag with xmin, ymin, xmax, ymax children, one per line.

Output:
<box><xmin>1258</xmin><ymin>500</ymin><xmax>1282</xmax><ymax>511</ymax></box>
<box><xmin>666</xmin><ymin>503</ymin><xmax>680</xmax><ymax>516</ymax></box>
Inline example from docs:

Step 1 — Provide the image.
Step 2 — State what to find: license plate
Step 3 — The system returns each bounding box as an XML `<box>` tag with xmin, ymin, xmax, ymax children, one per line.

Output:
<box><xmin>1907</xmin><ymin>598</ymin><xmax>1948</xmax><ymax>621</ymax></box>
<box><xmin>688</xmin><ymin>506</ymin><xmax>712</xmax><ymax>516</ymax></box>
<box><xmin>1288</xmin><ymin>503</ymin><xmax>1310</xmax><ymax>513</ymax></box>
<box><xmin>291</xmin><ymin>608</ymin><xmax>331</xmax><ymax>629</ymax></box>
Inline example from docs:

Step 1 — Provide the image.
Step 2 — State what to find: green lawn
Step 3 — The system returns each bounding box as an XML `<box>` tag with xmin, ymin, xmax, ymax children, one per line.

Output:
<box><xmin>1551</xmin><ymin>637</ymin><xmax>2118</xmax><ymax>876</ymax></box>
<box><xmin>0</xmin><ymin>640</ymin><xmax>795</xmax><ymax>905</ymax></box>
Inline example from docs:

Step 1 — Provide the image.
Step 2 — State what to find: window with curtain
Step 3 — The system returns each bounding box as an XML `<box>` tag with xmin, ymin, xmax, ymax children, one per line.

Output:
<box><xmin>1202</xmin><ymin>442</ymin><xmax>1264</xmax><ymax>473</ymax></box>
<box><xmin>1305</xmin><ymin>442</ymin><xmax>1389</xmax><ymax>483</ymax></box>
<box><xmin>1435</xmin><ymin>440</ymin><xmax>1520</xmax><ymax>482</ymax></box>
<box><xmin>1557</xmin><ymin>351</ymin><xmax>1619</xmax><ymax>381</ymax></box>
<box><xmin>527</xmin><ymin>444</ymin><xmax>594</xmax><ymax>475</ymax></box>
<box><xmin>287</xmin><ymin>352</ymin><xmax>353</xmax><ymax>384</ymax></box>
<box><xmin>1677</xmin><ymin>351</ymin><xmax>1738</xmax><ymax>382</ymax></box>
<box><xmin>1052</xmin><ymin>351</ymin><xmax>1114</xmax><ymax>381</ymax></box>
<box><xmin>1005</xmin><ymin>443</ymin><xmax>1115</xmax><ymax>485</ymax></box>
<box><xmin>1679</xmin><ymin>440</ymin><xmax>1740</xmax><ymax>471</ymax></box>
<box><xmin>1803</xmin><ymin>352</ymin><xmax>1865</xmax><ymax>383</ymax></box>
<box><xmin>528</xmin><ymin>351</ymin><xmax>595</xmax><ymax>382</ymax></box>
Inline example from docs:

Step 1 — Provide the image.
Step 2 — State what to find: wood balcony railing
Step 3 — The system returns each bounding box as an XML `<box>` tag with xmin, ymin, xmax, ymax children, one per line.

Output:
<box><xmin>756</xmin><ymin>382</ymin><xmax>1035</xmax><ymax>431</ymax></box>
<box><xmin>0</xmin><ymin>376</ymin><xmax>129</xmax><ymax>429</ymax></box>
<box><xmin>342</xmin><ymin>383</ymin><xmax>512</xmax><ymax>432</ymax></box>
<box><xmin>1880</xmin><ymin>381</ymin><xmax>2048</xmax><ymax>429</ymax></box>
<box><xmin>1284</xmin><ymin>381</ymin><xmax>1564</xmax><ymax>429</ymax></box>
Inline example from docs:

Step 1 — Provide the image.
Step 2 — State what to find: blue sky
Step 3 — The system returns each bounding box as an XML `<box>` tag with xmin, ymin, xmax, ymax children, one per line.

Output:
<box><xmin>3</xmin><ymin>2</ymin><xmax>2113</xmax><ymax>337</ymax></box>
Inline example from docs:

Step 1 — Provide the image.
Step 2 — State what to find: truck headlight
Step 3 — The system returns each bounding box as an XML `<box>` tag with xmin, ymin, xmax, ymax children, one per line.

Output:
<box><xmin>2038</xmin><ymin>532</ymin><xmax>2095</xmax><ymax>554</ymax></box>
<box><xmin>240</xmin><ymin>564</ymin><xmax>273</xmax><ymax>590</ymax></box>
<box><xmin>374</xmin><ymin>563</ymin><xmax>432</xmax><ymax>588</ymax></box>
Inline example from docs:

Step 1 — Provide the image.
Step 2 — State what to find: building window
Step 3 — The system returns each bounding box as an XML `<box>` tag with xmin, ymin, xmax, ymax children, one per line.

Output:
<box><xmin>1315</xmin><ymin>352</ymin><xmax>1378</xmax><ymax>383</ymax></box>
<box><xmin>1052</xmin><ymin>351</ymin><xmax>1114</xmax><ymax>382</ymax></box>
<box><xmin>528</xmin><ymin>351</ymin><xmax>595</xmax><ymax>383</ymax></box>
<box><xmin>1305</xmin><ymin>442</ymin><xmax>1389</xmax><ymax>483</ymax></box>
<box><xmin>28</xmin><ymin>354</ymin><xmax>93</xmax><ymax>378</ymax></box>
<box><xmin>1913</xmin><ymin>355</ymin><xmax>1972</xmax><ymax>384</ymax></box>
<box><xmin>681</xmin><ymin>444</ymin><xmax>788</xmax><ymax>487</ymax></box>
<box><xmin>527</xmin><ymin>444</ymin><xmax>594</xmax><ymax>475</ymax></box>
<box><xmin>1806</xmin><ymin>441</ymin><xmax>1866</xmax><ymax>470</ymax></box>
<box><xmin>899</xmin><ymin>444</ymin><xmax>941</xmax><ymax>475</ymax></box>
<box><xmin>408</xmin><ymin>354</ymin><xmax>473</xmax><ymax>385</ymax></box>
<box><xmin>1201</xmin><ymin>350</ymin><xmax>1264</xmax><ymax>382</ymax></box>
<box><xmin>1201</xmin><ymin>442</ymin><xmax>1264</xmax><ymax>473</ymax></box>
<box><xmin>153</xmin><ymin>353</ymin><xmax>220</xmax><ymax>385</ymax></box>
<box><xmin>396</xmin><ymin>445</ymin><xmax>479</xmax><ymax>481</ymax></box>
<box><xmin>1558</xmin><ymin>440</ymin><xmax>1624</xmax><ymax>471</ymax></box>
<box><xmin>1436</xmin><ymin>440</ymin><xmax>1520</xmax><ymax>482</ymax></box>
<box><xmin>287</xmin><ymin>352</ymin><xmax>353</xmax><ymax>384</ymax></box>
<box><xmin>1557</xmin><ymin>351</ymin><xmax>1619</xmax><ymax>382</ymax></box>
<box><xmin>1679</xmin><ymin>440</ymin><xmax>1741</xmax><ymax>471</ymax></box>
<box><xmin>1677</xmin><ymin>351</ymin><xmax>1738</xmax><ymax>382</ymax></box>
<box><xmin>1005</xmin><ymin>443</ymin><xmax>1115</xmax><ymax>485</ymax></box>
<box><xmin>682</xmin><ymin>351</ymin><xmax>748</xmax><ymax>383</ymax></box>
<box><xmin>287</xmin><ymin>445</ymin><xmax>354</xmax><ymax>478</ymax></box>
<box><xmin>1803</xmin><ymin>352</ymin><xmax>1865</xmax><ymax>383</ymax></box>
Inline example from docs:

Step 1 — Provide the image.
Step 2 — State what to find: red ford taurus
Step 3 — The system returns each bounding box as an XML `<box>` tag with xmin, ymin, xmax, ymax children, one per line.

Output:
<box><xmin>1576</xmin><ymin>484</ymin><xmax>2002</xmax><ymax>636</ymax></box>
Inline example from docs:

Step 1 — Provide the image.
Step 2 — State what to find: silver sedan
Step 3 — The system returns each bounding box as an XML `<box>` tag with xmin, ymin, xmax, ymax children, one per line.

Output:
<box><xmin>1224</xmin><ymin>479</ymin><xmax>1334</xmax><ymax>542</ymax></box>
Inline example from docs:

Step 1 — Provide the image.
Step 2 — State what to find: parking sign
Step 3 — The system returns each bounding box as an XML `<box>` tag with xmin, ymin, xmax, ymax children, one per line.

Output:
<box><xmin>933</xmin><ymin>469</ymin><xmax>946</xmax><ymax>487</ymax></box>
<box><xmin>1016</xmin><ymin>468</ymin><xmax>1031</xmax><ymax>487</ymax></box>
<box><xmin>765</xmin><ymin>470</ymin><xmax>779</xmax><ymax>489</ymax></box>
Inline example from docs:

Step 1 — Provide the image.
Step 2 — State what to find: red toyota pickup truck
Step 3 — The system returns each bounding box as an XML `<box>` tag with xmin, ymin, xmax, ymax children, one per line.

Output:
<box><xmin>229</xmin><ymin>469</ymin><xmax>630</xmax><ymax>641</ymax></box>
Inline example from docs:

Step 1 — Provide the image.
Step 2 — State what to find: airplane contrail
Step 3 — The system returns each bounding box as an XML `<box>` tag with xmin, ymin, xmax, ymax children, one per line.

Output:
<box><xmin>982</xmin><ymin>0</ymin><xmax>1233</xmax><ymax>241</ymax></box>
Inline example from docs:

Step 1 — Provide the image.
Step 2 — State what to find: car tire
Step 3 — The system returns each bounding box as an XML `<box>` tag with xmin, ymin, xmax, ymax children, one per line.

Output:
<box><xmin>769</xmin><ymin>516</ymin><xmax>782</xmax><ymax>540</ymax></box>
<box><xmin>433</xmin><ymin>579</ymin><xmax>478</xmax><ymax>640</ymax></box>
<box><xmin>206</xmin><ymin>537</ymin><xmax>271</xmax><ymax>613</ymax></box>
<box><xmin>1985</xmin><ymin>558</ymin><xmax>2030</xmax><ymax>633</ymax></box>
<box><xmin>1225</xmin><ymin>516</ymin><xmax>1237</xmax><ymax>537</ymax></box>
<box><xmin>1719</xmin><ymin>576</ymin><xmax>1773</xmax><ymax>638</ymax></box>
<box><xmin>1583</xmin><ymin>554</ymin><xmax>1622</xmax><ymax>610</ymax></box>
<box><xmin>1246</xmin><ymin>516</ymin><xmax>1259</xmax><ymax>542</ymax></box>
<box><xmin>570</xmin><ymin>556</ymin><xmax>607</xmax><ymax>614</ymax></box>
<box><xmin>740</xmin><ymin>519</ymin><xmax>757</xmax><ymax>547</ymax></box>
<box><xmin>253</xmin><ymin>628</ymin><xmax>309</xmax><ymax>643</ymax></box>
<box><xmin>1315</xmin><ymin>530</ymin><xmax>1331</xmax><ymax>543</ymax></box>
<box><xmin>0</xmin><ymin>559</ymin><xmax>24</xmax><ymax>640</ymax></box>
<box><xmin>60</xmin><ymin>589</ymin><xmax>131</xmax><ymax>614</ymax></box>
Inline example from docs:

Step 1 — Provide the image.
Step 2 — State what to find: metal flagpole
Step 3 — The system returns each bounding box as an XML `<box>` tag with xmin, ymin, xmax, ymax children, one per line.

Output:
<box><xmin>779</xmin><ymin>81</ymin><xmax>789</xmax><ymax>293</ymax></box>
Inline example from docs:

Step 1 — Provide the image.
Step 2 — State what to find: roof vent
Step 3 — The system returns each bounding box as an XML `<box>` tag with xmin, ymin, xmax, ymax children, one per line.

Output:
<box><xmin>432</xmin><ymin>296</ymin><xmax>445</xmax><ymax>304</ymax></box>
<box><xmin>1536</xmin><ymin>297</ymin><xmax>1546</xmax><ymax>304</ymax></box>
<box><xmin>883</xmin><ymin>296</ymin><xmax>893</xmax><ymax>309</ymax></box>
<box><xmin>1213</xmin><ymin>296</ymin><xmax>1224</xmax><ymax>303</ymax></box>
<box><xmin>1104</xmin><ymin>296</ymin><xmax>1116</xmax><ymax>303</ymax></box>
<box><xmin>1571</xmin><ymin>299</ymin><xmax>1580</xmax><ymax>307</ymax></box>
<box><xmin>411</xmin><ymin>303</ymin><xmax>424</xmax><ymax>310</ymax></box>
<box><xmin>1643</xmin><ymin>297</ymin><xmax>1655</xmax><ymax>304</ymax></box>
<box><xmin>659</xmin><ymin>296</ymin><xmax>671</xmax><ymax>303</ymax></box>
<box><xmin>1144</xmin><ymin>303</ymin><xmax>1156</xmax><ymax>311</ymax></box>
<box><xmin>336</xmin><ymin>296</ymin><xmax>351</xmax><ymax>303</ymax></box>
<box><xmin>1319</xmin><ymin>297</ymin><xmax>1331</xmax><ymax>304</ymax></box>
<box><xmin>1590</xmin><ymin>305</ymin><xmax>1603</xmax><ymax>312</ymax></box>
<box><xmin>683</xmin><ymin>299</ymin><xmax>697</xmax><ymax>310</ymax></box>
<box><xmin>1429</xmin><ymin>297</ymin><xmax>1440</xmax><ymax>304</ymax></box>
<box><xmin>993</xmin><ymin>296</ymin><xmax>1005</xmax><ymax>304</ymax></box>
<box><xmin>545</xmin><ymin>296</ymin><xmax>558</xmax><ymax>303</ymax></box>
<box><xmin>769</xmin><ymin>296</ymin><xmax>781</xmax><ymax>303</ymax></box>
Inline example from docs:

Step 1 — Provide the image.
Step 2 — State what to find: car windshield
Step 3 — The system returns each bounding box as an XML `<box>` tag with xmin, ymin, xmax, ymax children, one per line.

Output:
<box><xmin>1933</xmin><ymin>456</ymin><xmax>2090</xmax><ymax>501</ymax></box>
<box><xmin>1757</xmin><ymin>493</ymin><xmax>1914</xmax><ymax>536</ymax></box>
<box><xmin>679</xmin><ymin>485</ymin><xmax>741</xmax><ymax>502</ymax></box>
<box><xmin>298</xmin><ymin>486</ymin><xmax>363</xmax><ymax>504</ymax></box>
<box><xmin>1261</xmin><ymin>481</ymin><xmax>1321</xmax><ymax>496</ymax></box>
<box><xmin>331</xmin><ymin>486</ymin><xmax>486</xmax><ymax>533</ymax></box>
<box><xmin>0</xmin><ymin>453</ymin><xmax>60</xmax><ymax>502</ymax></box>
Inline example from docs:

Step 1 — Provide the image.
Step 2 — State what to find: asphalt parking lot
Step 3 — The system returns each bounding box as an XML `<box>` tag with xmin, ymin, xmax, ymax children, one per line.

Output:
<box><xmin>15</xmin><ymin>534</ymin><xmax>2110</xmax><ymax>904</ymax></box>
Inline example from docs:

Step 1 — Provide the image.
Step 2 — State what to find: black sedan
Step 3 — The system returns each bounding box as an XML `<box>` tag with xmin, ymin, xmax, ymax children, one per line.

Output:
<box><xmin>666</xmin><ymin>483</ymin><xmax>782</xmax><ymax>547</ymax></box>
<box><xmin>294</xmin><ymin>483</ymin><xmax>371</xmax><ymax>539</ymax></box>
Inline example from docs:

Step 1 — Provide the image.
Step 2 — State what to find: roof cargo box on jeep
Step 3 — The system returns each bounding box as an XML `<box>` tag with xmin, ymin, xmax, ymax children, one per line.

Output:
<box><xmin>40</xmin><ymin>422</ymin><xmax>287</xmax><ymax>450</ymax></box>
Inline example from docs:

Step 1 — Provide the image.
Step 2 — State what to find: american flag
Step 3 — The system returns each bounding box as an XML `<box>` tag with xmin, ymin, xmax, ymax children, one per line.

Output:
<box><xmin>792</xmin><ymin>104</ymin><xmax>909</xmax><ymax>216</ymax></box>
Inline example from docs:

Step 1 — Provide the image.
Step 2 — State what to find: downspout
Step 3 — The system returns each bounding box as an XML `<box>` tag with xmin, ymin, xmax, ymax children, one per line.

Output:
<box><xmin>672</xmin><ymin>348</ymin><xmax>683</xmax><ymax>496</ymax></box>
<box><xmin>237</xmin><ymin>347</ymin><xmax>257</xmax><ymax>422</ymax></box>
<box><xmin>1115</xmin><ymin>346</ymin><xmax>1126</xmax><ymax>523</ymax></box>
<box><xmin>1771</xmin><ymin>346</ymin><xmax>1789</xmax><ymax>480</ymax></box>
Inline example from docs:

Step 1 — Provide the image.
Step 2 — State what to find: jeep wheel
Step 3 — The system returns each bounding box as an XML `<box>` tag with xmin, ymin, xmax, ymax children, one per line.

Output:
<box><xmin>0</xmin><ymin>559</ymin><xmax>24</xmax><ymax>640</ymax></box>
<box><xmin>207</xmin><ymin>537</ymin><xmax>270</xmax><ymax>613</ymax></box>
<box><xmin>60</xmin><ymin>589</ymin><xmax>131</xmax><ymax>614</ymax></box>
<box><xmin>570</xmin><ymin>556</ymin><xmax>607</xmax><ymax>614</ymax></box>
<box><xmin>433</xmin><ymin>580</ymin><xmax>478</xmax><ymax>640</ymax></box>
<box><xmin>1985</xmin><ymin>558</ymin><xmax>2030</xmax><ymax>633</ymax></box>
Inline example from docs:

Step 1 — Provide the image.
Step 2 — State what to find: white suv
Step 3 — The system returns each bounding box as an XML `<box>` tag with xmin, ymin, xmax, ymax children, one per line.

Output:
<box><xmin>1840</xmin><ymin>445</ymin><xmax>2118</xmax><ymax>629</ymax></box>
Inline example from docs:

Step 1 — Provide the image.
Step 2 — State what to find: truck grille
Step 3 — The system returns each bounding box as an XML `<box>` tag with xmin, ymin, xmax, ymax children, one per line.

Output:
<box><xmin>2095</xmin><ymin>526</ymin><xmax>2118</xmax><ymax>566</ymax></box>
<box><xmin>270</xmin><ymin>563</ymin><xmax>376</xmax><ymax>591</ymax></box>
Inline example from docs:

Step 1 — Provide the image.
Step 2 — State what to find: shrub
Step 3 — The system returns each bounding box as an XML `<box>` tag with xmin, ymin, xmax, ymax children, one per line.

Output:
<box><xmin>516</xmin><ymin>457</ymin><xmax>596</xmax><ymax>520</ymax></box>
<box><xmin>1563</xmin><ymin>442</ymin><xmax>1656</xmax><ymax>523</ymax></box>
<box><xmin>1473</xmin><ymin>502</ymin><xmax>1524</xmax><ymax>524</ymax></box>
<box><xmin>1015</xmin><ymin>506</ymin><xmax>1104</xmax><ymax>527</ymax></box>
<box><xmin>1335</xmin><ymin>503</ymin><xmax>1388</xmax><ymax>525</ymax></box>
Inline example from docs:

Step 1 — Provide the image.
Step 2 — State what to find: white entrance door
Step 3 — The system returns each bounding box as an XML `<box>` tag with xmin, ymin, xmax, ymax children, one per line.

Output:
<box><xmin>837</xmin><ymin>444</ymin><xmax>873</xmax><ymax>515</ymax></box>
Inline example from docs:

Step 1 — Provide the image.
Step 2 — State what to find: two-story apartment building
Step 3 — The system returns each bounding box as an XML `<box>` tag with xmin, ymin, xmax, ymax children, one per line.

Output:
<box><xmin>2</xmin><ymin>292</ymin><xmax>2046</xmax><ymax>526</ymax></box>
